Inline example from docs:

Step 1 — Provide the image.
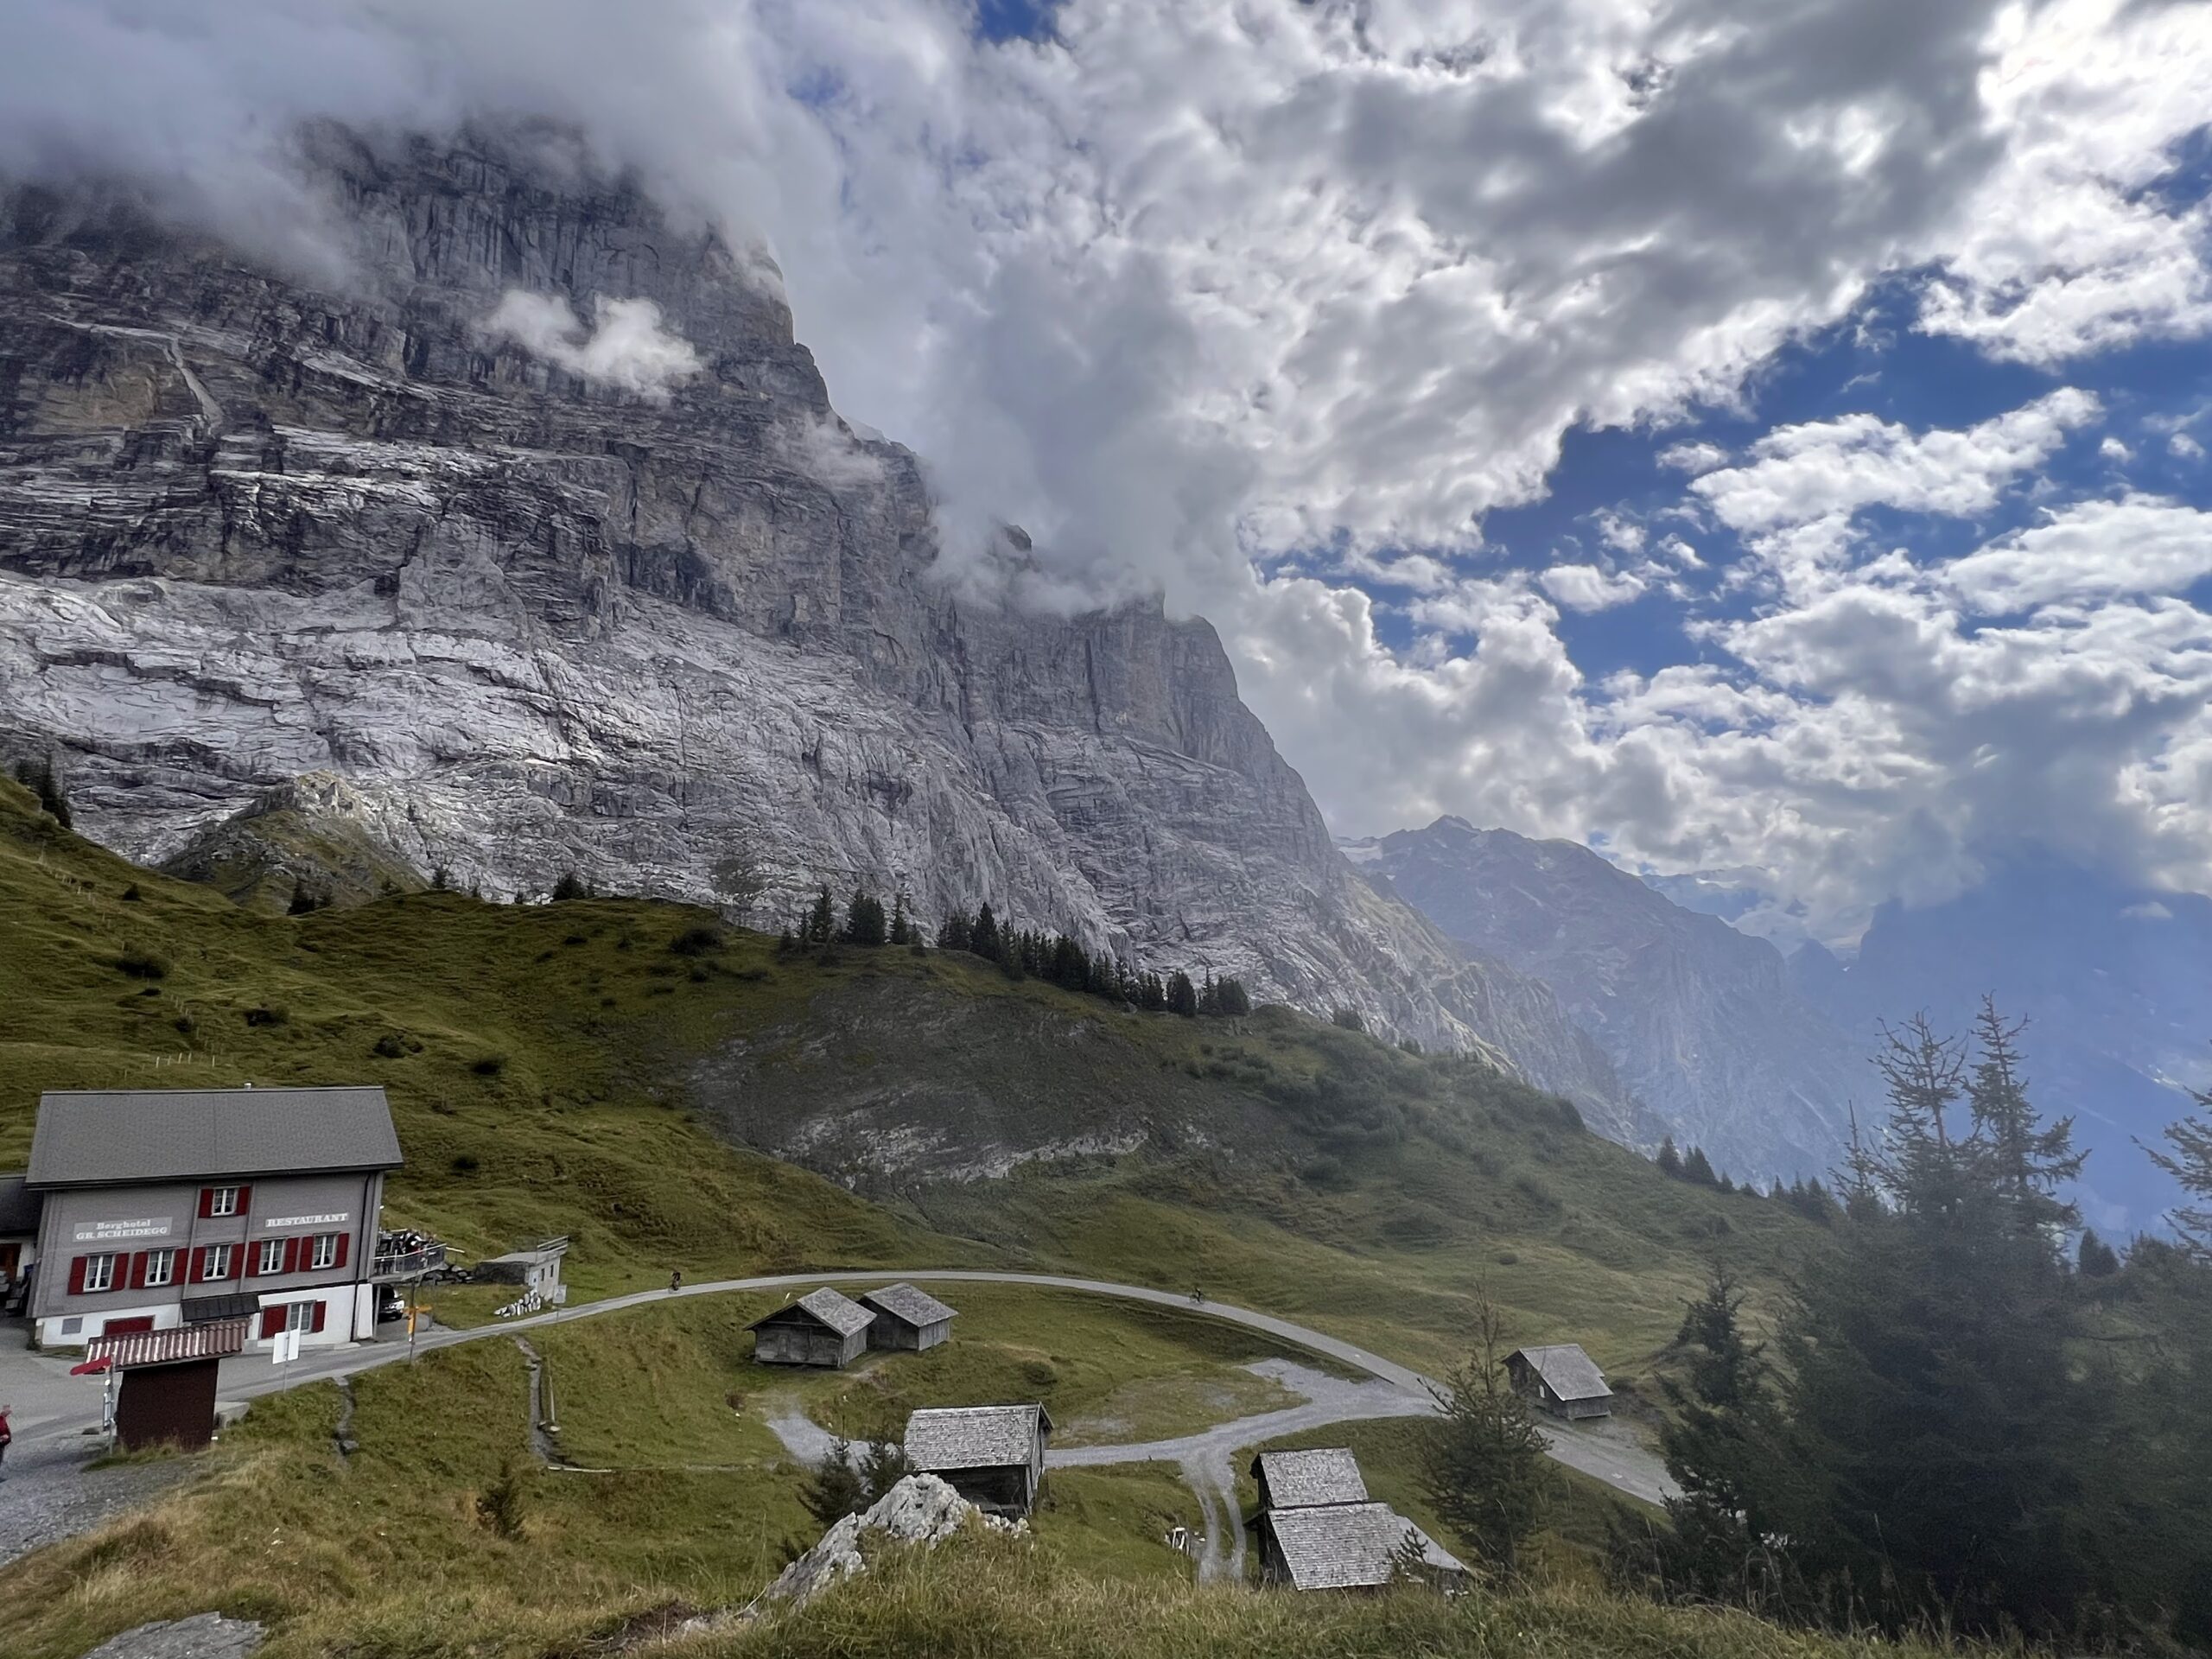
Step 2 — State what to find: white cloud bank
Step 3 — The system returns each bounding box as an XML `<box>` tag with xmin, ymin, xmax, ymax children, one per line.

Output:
<box><xmin>483</xmin><ymin>291</ymin><xmax>702</xmax><ymax>400</ymax></box>
<box><xmin>2</xmin><ymin>0</ymin><xmax>2209</xmax><ymax>935</ymax></box>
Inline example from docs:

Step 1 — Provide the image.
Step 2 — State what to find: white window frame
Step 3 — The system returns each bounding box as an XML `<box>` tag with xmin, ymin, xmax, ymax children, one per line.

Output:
<box><xmin>309</xmin><ymin>1233</ymin><xmax>340</xmax><ymax>1271</ymax></box>
<box><xmin>207</xmin><ymin>1185</ymin><xmax>240</xmax><ymax>1217</ymax></box>
<box><xmin>143</xmin><ymin>1248</ymin><xmax>177</xmax><ymax>1288</ymax></box>
<box><xmin>204</xmin><ymin>1243</ymin><xmax>233</xmax><ymax>1281</ymax></box>
<box><xmin>256</xmin><ymin>1238</ymin><xmax>284</xmax><ymax>1274</ymax></box>
<box><xmin>82</xmin><ymin>1253</ymin><xmax>118</xmax><ymax>1294</ymax></box>
<box><xmin>284</xmin><ymin>1299</ymin><xmax>316</xmax><ymax>1334</ymax></box>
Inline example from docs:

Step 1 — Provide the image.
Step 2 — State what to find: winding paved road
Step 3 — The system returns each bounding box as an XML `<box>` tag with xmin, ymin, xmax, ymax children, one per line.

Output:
<box><xmin>5</xmin><ymin>1268</ymin><xmax>1674</xmax><ymax>1568</ymax></box>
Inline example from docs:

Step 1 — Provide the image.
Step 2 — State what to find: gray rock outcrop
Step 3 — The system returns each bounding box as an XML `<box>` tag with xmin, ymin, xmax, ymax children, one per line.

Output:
<box><xmin>753</xmin><ymin>1474</ymin><xmax>1017</xmax><ymax>1613</ymax></box>
<box><xmin>0</xmin><ymin>127</ymin><xmax>1634</xmax><ymax>1123</ymax></box>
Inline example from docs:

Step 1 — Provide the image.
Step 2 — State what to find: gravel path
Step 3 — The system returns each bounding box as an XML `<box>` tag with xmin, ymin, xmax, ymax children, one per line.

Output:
<box><xmin>0</xmin><ymin>1436</ymin><xmax>196</xmax><ymax>1571</ymax></box>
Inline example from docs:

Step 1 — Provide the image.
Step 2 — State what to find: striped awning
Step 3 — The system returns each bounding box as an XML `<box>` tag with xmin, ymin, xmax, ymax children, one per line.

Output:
<box><xmin>86</xmin><ymin>1316</ymin><xmax>250</xmax><ymax>1370</ymax></box>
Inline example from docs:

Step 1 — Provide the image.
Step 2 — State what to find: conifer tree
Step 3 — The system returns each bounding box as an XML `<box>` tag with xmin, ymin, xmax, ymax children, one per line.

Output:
<box><xmin>1215</xmin><ymin>976</ymin><xmax>1251</xmax><ymax>1017</ymax></box>
<box><xmin>1968</xmin><ymin>998</ymin><xmax>2082</xmax><ymax>1230</ymax></box>
<box><xmin>12</xmin><ymin>754</ymin><xmax>72</xmax><ymax>828</ymax></box>
<box><xmin>1420</xmin><ymin>1298</ymin><xmax>1550</xmax><ymax>1577</ymax></box>
<box><xmin>2145</xmin><ymin>1081</ymin><xmax>2212</xmax><ymax>1260</ymax></box>
<box><xmin>842</xmin><ymin>887</ymin><xmax>887</xmax><ymax>946</ymax></box>
<box><xmin>800</xmin><ymin>1439</ymin><xmax>867</xmax><ymax>1526</ymax></box>
<box><xmin>888</xmin><ymin>894</ymin><xmax>911</xmax><ymax>946</ymax></box>
<box><xmin>971</xmin><ymin>902</ymin><xmax>1001</xmax><ymax>962</ymax></box>
<box><xmin>805</xmin><ymin>886</ymin><xmax>835</xmax><ymax>944</ymax></box>
<box><xmin>2075</xmin><ymin>1229</ymin><xmax>2120</xmax><ymax>1277</ymax></box>
<box><xmin>936</xmin><ymin>909</ymin><xmax>972</xmax><ymax>953</ymax></box>
<box><xmin>1166</xmin><ymin>969</ymin><xmax>1198</xmax><ymax>1017</ymax></box>
<box><xmin>1681</xmin><ymin>1145</ymin><xmax>1718</xmax><ymax>1186</ymax></box>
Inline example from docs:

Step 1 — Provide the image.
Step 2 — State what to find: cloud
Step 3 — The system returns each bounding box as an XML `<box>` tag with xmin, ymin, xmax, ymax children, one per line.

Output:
<box><xmin>1689</xmin><ymin>389</ymin><xmax>2101</xmax><ymax>536</ymax></box>
<box><xmin>3</xmin><ymin>0</ymin><xmax>2209</xmax><ymax>938</ymax></box>
<box><xmin>2175</xmin><ymin>433</ymin><xmax>2208</xmax><ymax>461</ymax></box>
<box><xmin>1540</xmin><ymin>563</ymin><xmax>1648</xmax><ymax>610</ymax></box>
<box><xmin>1942</xmin><ymin>496</ymin><xmax>2212</xmax><ymax>612</ymax></box>
<box><xmin>483</xmin><ymin>291</ymin><xmax>702</xmax><ymax>400</ymax></box>
<box><xmin>2100</xmin><ymin>435</ymin><xmax>2133</xmax><ymax>464</ymax></box>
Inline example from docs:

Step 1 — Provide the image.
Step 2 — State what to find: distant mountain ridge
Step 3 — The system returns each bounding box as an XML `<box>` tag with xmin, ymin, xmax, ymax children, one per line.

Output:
<box><xmin>1788</xmin><ymin>858</ymin><xmax>2212</xmax><ymax>1231</ymax></box>
<box><xmin>1344</xmin><ymin>817</ymin><xmax>1872</xmax><ymax>1182</ymax></box>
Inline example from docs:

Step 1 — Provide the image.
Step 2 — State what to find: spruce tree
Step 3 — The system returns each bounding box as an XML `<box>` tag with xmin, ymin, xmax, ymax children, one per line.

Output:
<box><xmin>1968</xmin><ymin>999</ymin><xmax>2082</xmax><ymax>1231</ymax></box>
<box><xmin>887</xmin><ymin>894</ymin><xmax>911</xmax><ymax>946</ymax></box>
<box><xmin>842</xmin><ymin>887</ymin><xmax>887</xmax><ymax>946</ymax></box>
<box><xmin>1681</xmin><ymin>1146</ymin><xmax>1718</xmax><ymax>1186</ymax></box>
<box><xmin>1215</xmin><ymin>976</ymin><xmax>1251</xmax><ymax>1017</ymax></box>
<box><xmin>1419</xmin><ymin>1299</ymin><xmax>1550</xmax><ymax>1577</ymax></box>
<box><xmin>805</xmin><ymin>886</ymin><xmax>835</xmax><ymax>944</ymax></box>
<box><xmin>2075</xmin><ymin>1229</ymin><xmax>2120</xmax><ymax>1277</ymax></box>
<box><xmin>800</xmin><ymin>1439</ymin><xmax>867</xmax><ymax>1527</ymax></box>
<box><xmin>936</xmin><ymin>909</ymin><xmax>972</xmax><ymax>953</ymax></box>
<box><xmin>1166</xmin><ymin>969</ymin><xmax>1198</xmax><ymax>1017</ymax></box>
<box><xmin>971</xmin><ymin>902</ymin><xmax>1001</xmax><ymax>962</ymax></box>
<box><xmin>2145</xmin><ymin>1082</ymin><xmax>2212</xmax><ymax>1260</ymax></box>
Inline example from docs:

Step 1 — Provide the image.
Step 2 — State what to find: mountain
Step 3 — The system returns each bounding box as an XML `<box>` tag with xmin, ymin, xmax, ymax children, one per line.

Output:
<box><xmin>1791</xmin><ymin>857</ymin><xmax>2212</xmax><ymax>1232</ymax></box>
<box><xmin>0</xmin><ymin>126</ymin><xmax>1634</xmax><ymax>1124</ymax></box>
<box><xmin>1344</xmin><ymin>817</ymin><xmax>1872</xmax><ymax>1181</ymax></box>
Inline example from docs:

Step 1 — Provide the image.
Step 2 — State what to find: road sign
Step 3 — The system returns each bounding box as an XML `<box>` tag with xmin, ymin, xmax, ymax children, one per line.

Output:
<box><xmin>270</xmin><ymin>1328</ymin><xmax>300</xmax><ymax>1366</ymax></box>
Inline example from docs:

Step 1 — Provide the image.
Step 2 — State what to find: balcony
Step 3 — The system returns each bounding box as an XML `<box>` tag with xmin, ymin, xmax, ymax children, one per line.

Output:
<box><xmin>371</xmin><ymin>1232</ymin><xmax>448</xmax><ymax>1281</ymax></box>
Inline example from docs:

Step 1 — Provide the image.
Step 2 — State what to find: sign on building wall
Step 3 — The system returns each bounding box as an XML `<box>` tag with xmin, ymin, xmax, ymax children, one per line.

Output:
<box><xmin>262</xmin><ymin>1212</ymin><xmax>349</xmax><ymax>1230</ymax></box>
<box><xmin>70</xmin><ymin>1217</ymin><xmax>173</xmax><ymax>1243</ymax></box>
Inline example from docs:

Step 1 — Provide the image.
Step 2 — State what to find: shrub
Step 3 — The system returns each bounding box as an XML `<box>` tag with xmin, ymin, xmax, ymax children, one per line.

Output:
<box><xmin>113</xmin><ymin>947</ymin><xmax>168</xmax><ymax>980</ymax></box>
<box><xmin>172</xmin><ymin>1014</ymin><xmax>195</xmax><ymax>1036</ymax></box>
<box><xmin>551</xmin><ymin>870</ymin><xmax>591</xmax><ymax>902</ymax></box>
<box><xmin>668</xmin><ymin>925</ymin><xmax>725</xmax><ymax>957</ymax></box>
<box><xmin>1019</xmin><ymin>1358</ymin><xmax>1059</xmax><ymax>1390</ymax></box>
<box><xmin>121</xmin><ymin>883</ymin><xmax>142</xmax><ymax>902</ymax></box>
<box><xmin>1330</xmin><ymin>1005</ymin><xmax>1365</xmax><ymax>1033</ymax></box>
<box><xmin>471</xmin><ymin>1053</ymin><xmax>507</xmax><ymax>1077</ymax></box>
<box><xmin>243</xmin><ymin>1005</ymin><xmax>288</xmax><ymax>1027</ymax></box>
<box><xmin>450</xmin><ymin>1154</ymin><xmax>480</xmax><ymax>1175</ymax></box>
<box><xmin>372</xmin><ymin>1033</ymin><xmax>407</xmax><ymax>1059</ymax></box>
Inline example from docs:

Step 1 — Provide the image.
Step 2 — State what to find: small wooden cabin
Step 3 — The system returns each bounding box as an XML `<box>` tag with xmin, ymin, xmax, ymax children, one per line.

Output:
<box><xmin>1505</xmin><ymin>1344</ymin><xmax>1614</xmax><ymax>1420</ymax></box>
<box><xmin>904</xmin><ymin>1402</ymin><xmax>1053</xmax><ymax>1518</ymax></box>
<box><xmin>861</xmin><ymin>1282</ymin><xmax>957</xmax><ymax>1351</ymax></box>
<box><xmin>1255</xmin><ymin>1501</ymin><xmax>1469</xmax><ymax>1593</ymax></box>
<box><xmin>90</xmin><ymin>1317</ymin><xmax>250</xmax><ymax>1452</ymax></box>
<box><xmin>1249</xmin><ymin>1447</ymin><xmax>1368</xmax><ymax>1514</ymax></box>
<box><xmin>747</xmin><ymin>1287</ymin><xmax>875</xmax><ymax>1369</ymax></box>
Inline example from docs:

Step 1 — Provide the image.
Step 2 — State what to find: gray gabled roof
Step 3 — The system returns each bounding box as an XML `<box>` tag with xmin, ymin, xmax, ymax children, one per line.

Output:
<box><xmin>861</xmin><ymin>1282</ymin><xmax>958</xmax><ymax>1328</ymax></box>
<box><xmin>1510</xmin><ymin>1344</ymin><xmax>1612</xmax><ymax>1402</ymax></box>
<box><xmin>747</xmin><ymin>1286</ymin><xmax>876</xmax><ymax>1339</ymax></box>
<box><xmin>0</xmin><ymin>1173</ymin><xmax>39</xmax><ymax>1236</ymax></box>
<box><xmin>1251</xmin><ymin>1447</ymin><xmax>1368</xmax><ymax>1510</ymax></box>
<box><xmin>27</xmin><ymin>1088</ymin><xmax>403</xmax><ymax>1188</ymax></box>
<box><xmin>1264</xmin><ymin>1502</ymin><xmax>1467</xmax><ymax>1590</ymax></box>
<box><xmin>905</xmin><ymin>1403</ymin><xmax>1054</xmax><ymax>1471</ymax></box>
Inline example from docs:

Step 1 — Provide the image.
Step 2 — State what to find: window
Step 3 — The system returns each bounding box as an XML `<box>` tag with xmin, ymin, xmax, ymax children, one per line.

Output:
<box><xmin>309</xmin><ymin>1233</ymin><xmax>340</xmax><ymax>1271</ymax></box>
<box><xmin>82</xmin><ymin>1253</ymin><xmax>118</xmax><ymax>1294</ymax></box>
<box><xmin>144</xmin><ymin>1249</ymin><xmax>177</xmax><ymax>1288</ymax></box>
<box><xmin>205</xmin><ymin>1185</ymin><xmax>240</xmax><ymax>1217</ymax></box>
<box><xmin>257</xmin><ymin>1238</ymin><xmax>284</xmax><ymax>1275</ymax></box>
<box><xmin>285</xmin><ymin>1299</ymin><xmax>316</xmax><ymax>1334</ymax></box>
<box><xmin>60</xmin><ymin>1316</ymin><xmax>82</xmax><ymax>1337</ymax></box>
<box><xmin>201</xmin><ymin>1243</ymin><xmax>234</xmax><ymax>1281</ymax></box>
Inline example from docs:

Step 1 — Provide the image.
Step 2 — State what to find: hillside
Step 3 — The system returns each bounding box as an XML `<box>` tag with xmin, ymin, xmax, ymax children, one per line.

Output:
<box><xmin>0</xmin><ymin>776</ymin><xmax>1809</xmax><ymax>1378</ymax></box>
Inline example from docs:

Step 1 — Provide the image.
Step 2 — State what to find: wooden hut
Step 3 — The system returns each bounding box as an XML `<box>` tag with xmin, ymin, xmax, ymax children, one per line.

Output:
<box><xmin>1255</xmin><ymin>1501</ymin><xmax>1469</xmax><ymax>1593</ymax></box>
<box><xmin>747</xmin><ymin>1287</ymin><xmax>875</xmax><ymax>1369</ymax></box>
<box><xmin>904</xmin><ymin>1403</ymin><xmax>1053</xmax><ymax>1517</ymax></box>
<box><xmin>1249</xmin><ymin>1447</ymin><xmax>1368</xmax><ymax>1513</ymax></box>
<box><xmin>88</xmin><ymin>1317</ymin><xmax>250</xmax><ymax>1451</ymax></box>
<box><xmin>861</xmin><ymin>1282</ymin><xmax>957</xmax><ymax>1351</ymax></box>
<box><xmin>1504</xmin><ymin>1344</ymin><xmax>1614</xmax><ymax>1420</ymax></box>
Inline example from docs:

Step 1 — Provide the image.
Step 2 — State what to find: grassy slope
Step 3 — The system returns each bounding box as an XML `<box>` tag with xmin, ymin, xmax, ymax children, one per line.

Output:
<box><xmin>0</xmin><ymin>776</ymin><xmax>1807</xmax><ymax>1381</ymax></box>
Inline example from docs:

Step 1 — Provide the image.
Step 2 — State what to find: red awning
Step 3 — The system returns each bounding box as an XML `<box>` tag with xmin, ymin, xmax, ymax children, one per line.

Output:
<box><xmin>85</xmin><ymin>1316</ymin><xmax>251</xmax><ymax>1370</ymax></box>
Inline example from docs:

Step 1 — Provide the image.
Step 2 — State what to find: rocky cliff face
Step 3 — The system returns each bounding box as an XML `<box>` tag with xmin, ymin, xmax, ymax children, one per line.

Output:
<box><xmin>0</xmin><ymin>128</ymin><xmax>1633</xmax><ymax>1121</ymax></box>
<box><xmin>1345</xmin><ymin>817</ymin><xmax>1872</xmax><ymax>1179</ymax></box>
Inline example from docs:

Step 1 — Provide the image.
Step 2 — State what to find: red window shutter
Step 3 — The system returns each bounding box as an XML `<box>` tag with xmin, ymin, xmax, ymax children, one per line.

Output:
<box><xmin>334</xmin><ymin>1233</ymin><xmax>350</xmax><ymax>1270</ymax></box>
<box><xmin>259</xmin><ymin>1306</ymin><xmax>285</xmax><ymax>1338</ymax></box>
<box><xmin>129</xmin><ymin>1251</ymin><xmax>148</xmax><ymax>1290</ymax></box>
<box><xmin>237</xmin><ymin>1185</ymin><xmax>252</xmax><ymax>1213</ymax></box>
<box><xmin>310</xmin><ymin>1300</ymin><xmax>327</xmax><ymax>1333</ymax></box>
<box><xmin>67</xmin><ymin>1255</ymin><xmax>88</xmax><ymax>1294</ymax></box>
<box><xmin>282</xmin><ymin>1236</ymin><xmax>300</xmax><ymax>1274</ymax></box>
<box><xmin>190</xmin><ymin>1247</ymin><xmax>207</xmax><ymax>1283</ymax></box>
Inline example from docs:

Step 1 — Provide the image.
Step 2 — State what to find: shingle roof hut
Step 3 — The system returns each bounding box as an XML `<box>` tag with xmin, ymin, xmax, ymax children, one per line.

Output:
<box><xmin>1505</xmin><ymin>1344</ymin><xmax>1614</xmax><ymax>1420</ymax></box>
<box><xmin>1249</xmin><ymin>1447</ymin><xmax>1369</xmax><ymax>1512</ymax></box>
<box><xmin>904</xmin><ymin>1402</ymin><xmax>1053</xmax><ymax>1517</ymax></box>
<box><xmin>861</xmin><ymin>1282</ymin><xmax>957</xmax><ymax>1351</ymax></box>
<box><xmin>1255</xmin><ymin>1501</ymin><xmax>1469</xmax><ymax>1593</ymax></box>
<box><xmin>747</xmin><ymin>1287</ymin><xmax>876</xmax><ymax>1369</ymax></box>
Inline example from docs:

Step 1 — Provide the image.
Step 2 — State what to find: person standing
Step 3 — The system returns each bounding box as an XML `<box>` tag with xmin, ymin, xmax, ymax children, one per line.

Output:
<box><xmin>669</xmin><ymin>1268</ymin><xmax>683</xmax><ymax>1294</ymax></box>
<box><xmin>0</xmin><ymin>1402</ymin><xmax>13</xmax><ymax>1481</ymax></box>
